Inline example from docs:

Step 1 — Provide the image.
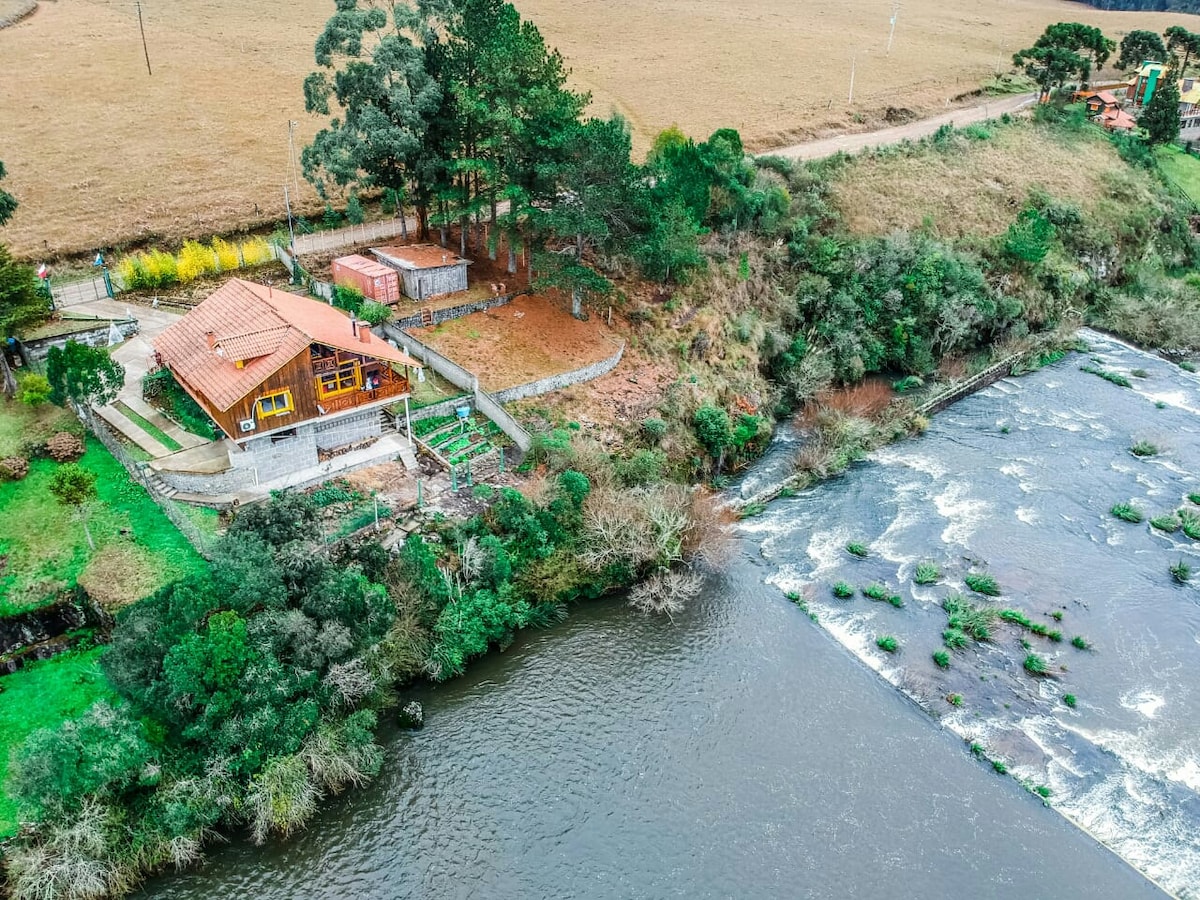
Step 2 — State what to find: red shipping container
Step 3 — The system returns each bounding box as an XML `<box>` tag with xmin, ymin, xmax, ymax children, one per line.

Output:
<box><xmin>330</xmin><ymin>255</ymin><xmax>401</xmax><ymax>306</ymax></box>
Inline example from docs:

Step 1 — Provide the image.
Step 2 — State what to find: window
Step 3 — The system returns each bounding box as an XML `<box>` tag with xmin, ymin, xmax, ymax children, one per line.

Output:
<box><xmin>317</xmin><ymin>362</ymin><xmax>361</xmax><ymax>398</ymax></box>
<box><xmin>257</xmin><ymin>389</ymin><xmax>293</xmax><ymax>418</ymax></box>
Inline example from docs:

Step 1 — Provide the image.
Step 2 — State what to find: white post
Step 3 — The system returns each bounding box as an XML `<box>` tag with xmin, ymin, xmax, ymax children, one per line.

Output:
<box><xmin>887</xmin><ymin>3</ymin><xmax>899</xmax><ymax>56</ymax></box>
<box><xmin>849</xmin><ymin>53</ymin><xmax>857</xmax><ymax>104</ymax></box>
<box><xmin>404</xmin><ymin>395</ymin><xmax>412</xmax><ymax>443</ymax></box>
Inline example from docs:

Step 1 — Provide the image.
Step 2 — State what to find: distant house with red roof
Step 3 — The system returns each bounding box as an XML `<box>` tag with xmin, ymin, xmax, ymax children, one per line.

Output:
<box><xmin>1074</xmin><ymin>89</ymin><xmax>1137</xmax><ymax>132</ymax></box>
<box><xmin>153</xmin><ymin>279</ymin><xmax>422</xmax><ymax>486</ymax></box>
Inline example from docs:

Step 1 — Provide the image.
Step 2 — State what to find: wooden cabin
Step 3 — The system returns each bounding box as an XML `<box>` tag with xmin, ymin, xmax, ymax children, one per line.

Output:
<box><xmin>371</xmin><ymin>244</ymin><xmax>470</xmax><ymax>301</ymax></box>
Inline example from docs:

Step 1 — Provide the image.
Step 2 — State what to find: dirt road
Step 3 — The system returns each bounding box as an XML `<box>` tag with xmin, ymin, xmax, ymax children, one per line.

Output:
<box><xmin>765</xmin><ymin>93</ymin><xmax>1037</xmax><ymax>160</ymax></box>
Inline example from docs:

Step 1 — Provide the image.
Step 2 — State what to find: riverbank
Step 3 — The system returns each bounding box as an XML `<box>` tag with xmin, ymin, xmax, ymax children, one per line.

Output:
<box><xmin>751</xmin><ymin>333</ymin><xmax>1200</xmax><ymax>898</ymax></box>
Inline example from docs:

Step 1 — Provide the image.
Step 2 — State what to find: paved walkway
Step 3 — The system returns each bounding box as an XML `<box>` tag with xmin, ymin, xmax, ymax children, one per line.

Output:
<box><xmin>765</xmin><ymin>92</ymin><xmax>1037</xmax><ymax>161</ymax></box>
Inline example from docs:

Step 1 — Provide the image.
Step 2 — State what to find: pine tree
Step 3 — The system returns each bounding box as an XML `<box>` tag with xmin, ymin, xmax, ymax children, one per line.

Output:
<box><xmin>1143</xmin><ymin>70</ymin><xmax>1182</xmax><ymax>145</ymax></box>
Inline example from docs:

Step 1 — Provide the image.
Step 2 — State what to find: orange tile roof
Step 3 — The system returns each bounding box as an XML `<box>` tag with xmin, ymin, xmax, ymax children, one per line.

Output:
<box><xmin>1101</xmin><ymin>108</ymin><xmax>1137</xmax><ymax>131</ymax></box>
<box><xmin>372</xmin><ymin>244</ymin><xmax>471</xmax><ymax>270</ymax></box>
<box><xmin>154</xmin><ymin>279</ymin><xmax>421</xmax><ymax>413</ymax></box>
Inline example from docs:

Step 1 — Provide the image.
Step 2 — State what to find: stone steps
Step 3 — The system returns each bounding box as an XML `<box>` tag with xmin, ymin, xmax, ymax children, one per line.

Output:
<box><xmin>94</xmin><ymin>404</ymin><xmax>175</xmax><ymax>458</ymax></box>
<box><xmin>121</xmin><ymin>395</ymin><xmax>208</xmax><ymax>450</ymax></box>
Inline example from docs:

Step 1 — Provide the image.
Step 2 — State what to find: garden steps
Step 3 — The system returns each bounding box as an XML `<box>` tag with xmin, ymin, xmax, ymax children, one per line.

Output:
<box><xmin>94</xmin><ymin>403</ymin><xmax>174</xmax><ymax>458</ymax></box>
<box><xmin>122</xmin><ymin>396</ymin><xmax>208</xmax><ymax>450</ymax></box>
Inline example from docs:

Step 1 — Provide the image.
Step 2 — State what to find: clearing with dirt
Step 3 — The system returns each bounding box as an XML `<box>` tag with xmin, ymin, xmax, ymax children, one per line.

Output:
<box><xmin>1</xmin><ymin>0</ymin><xmax>1197</xmax><ymax>258</ymax></box>
<box><xmin>409</xmin><ymin>293</ymin><xmax>622</xmax><ymax>392</ymax></box>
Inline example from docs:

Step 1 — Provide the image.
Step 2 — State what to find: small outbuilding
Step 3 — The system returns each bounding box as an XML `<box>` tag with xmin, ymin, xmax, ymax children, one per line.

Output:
<box><xmin>371</xmin><ymin>244</ymin><xmax>470</xmax><ymax>301</ymax></box>
<box><xmin>330</xmin><ymin>255</ymin><xmax>400</xmax><ymax>306</ymax></box>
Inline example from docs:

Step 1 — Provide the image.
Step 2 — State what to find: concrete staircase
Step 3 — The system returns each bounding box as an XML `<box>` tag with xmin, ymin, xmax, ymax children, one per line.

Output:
<box><xmin>379</xmin><ymin>409</ymin><xmax>419</xmax><ymax>472</ymax></box>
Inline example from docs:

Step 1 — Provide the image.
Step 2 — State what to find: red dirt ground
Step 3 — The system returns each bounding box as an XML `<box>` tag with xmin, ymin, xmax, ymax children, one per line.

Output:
<box><xmin>410</xmin><ymin>292</ymin><xmax>623</xmax><ymax>392</ymax></box>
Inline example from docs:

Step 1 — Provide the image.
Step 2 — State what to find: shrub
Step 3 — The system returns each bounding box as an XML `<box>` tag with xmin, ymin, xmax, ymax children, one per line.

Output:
<box><xmin>1071</xmin><ymin>635</ymin><xmax>1090</xmax><ymax>650</ymax></box>
<box><xmin>832</xmin><ymin>581</ymin><xmax>854</xmax><ymax>599</ymax></box>
<box><xmin>333</xmin><ymin>285</ymin><xmax>365</xmax><ymax>316</ymax></box>
<box><xmin>913</xmin><ymin>562</ymin><xmax>940</xmax><ymax>585</ymax></box>
<box><xmin>615</xmin><ymin>449</ymin><xmax>667</xmax><ymax>486</ymax></box>
<box><xmin>1130</xmin><ymin>441</ymin><xmax>1159</xmax><ymax>457</ymax></box>
<box><xmin>1063</xmin><ymin>693</ymin><xmax>1077</xmax><ymax>708</ymax></box>
<box><xmin>346</xmin><ymin>194</ymin><xmax>365</xmax><ymax>225</ymax></box>
<box><xmin>16</xmin><ymin>373</ymin><xmax>51</xmax><ymax>406</ymax></box>
<box><xmin>893</xmin><ymin>375</ymin><xmax>923</xmax><ymax>393</ymax></box>
<box><xmin>942</xmin><ymin>628</ymin><xmax>968</xmax><ymax>650</ymax></box>
<box><xmin>1170</xmin><ymin>560</ymin><xmax>1191</xmax><ymax>583</ymax></box>
<box><xmin>1023</xmin><ymin>653</ymin><xmax>1049</xmax><ymax>676</ymax></box>
<box><xmin>45</xmin><ymin>432</ymin><xmax>85</xmax><ymax>462</ymax></box>
<box><xmin>876</xmin><ymin>635</ymin><xmax>899</xmax><ymax>653</ymax></box>
<box><xmin>641</xmin><ymin>417</ymin><xmax>668</xmax><ymax>442</ymax></box>
<box><xmin>964</xmin><ymin>572</ymin><xmax>1000</xmax><ymax>596</ymax></box>
<box><xmin>846</xmin><ymin>542</ymin><xmax>869</xmax><ymax>559</ymax></box>
<box><xmin>357</xmin><ymin>300</ymin><xmax>394</xmax><ymax>327</ymax></box>
<box><xmin>1110</xmin><ymin>502</ymin><xmax>1144</xmax><ymax>524</ymax></box>
<box><xmin>176</xmin><ymin>239</ymin><xmax>217</xmax><ymax>282</ymax></box>
<box><xmin>862</xmin><ymin>582</ymin><xmax>888</xmax><ymax>601</ymax></box>
<box><xmin>0</xmin><ymin>455</ymin><xmax>29</xmax><ymax>480</ymax></box>
<box><xmin>211</xmin><ymin>237</ymin><xmax>241</xmax><ymax>271</ymax></box>
<box><xmin>947</xmin><ymin>693</ymin><xmax>964</xmax><ymax>706</ymax></box>
<box><xmin>933</xmin><ymin>650</ymin><xmax>950</xmax><ymax>669</ymax></box>
<box><xmin>240</xmin><ymin>237</ymin><xmax>275</xmax><ymax>266</ymax></box>
<box><xmin>1151</xmin><ymin>514</ymin><xmax>1181</xmax><ymax>533</ymax></box>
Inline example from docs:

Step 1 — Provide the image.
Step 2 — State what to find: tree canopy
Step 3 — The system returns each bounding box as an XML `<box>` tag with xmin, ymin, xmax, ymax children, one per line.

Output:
<box><xmin>1117</xmin><ymin>29</ymin><xmax>1167</xmax><ymax>70</ymax></box>
<box><xmin>0</xmin><ymin>159</ymin><xmax>16</xmax><ymax>227</ymax></box>
<box><xmin>46</xmin><ymin>340</ymin><xmax>125</xmax><ymax>408</ymax></box>
<box><xmin>1143</xmin><ymin>66</ymin><xmax>1182</xmax><ymax>145</ymax></box>
<box><xmin>1164</xmin><ymin>25</ymin><xmax>1200</xmax><ymax>72</ymax></box>
<box><xmin>1014</xmin><ymin>23</ymin><xmax>1114</xmax><ymax>98</ymax></box>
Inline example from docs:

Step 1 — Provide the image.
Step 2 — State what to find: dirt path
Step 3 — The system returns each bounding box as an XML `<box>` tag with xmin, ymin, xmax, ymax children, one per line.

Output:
<box><xmin>764</xmin><ymin>92</ymin><xmax>1037</xmax><ymax>161</ymax></box>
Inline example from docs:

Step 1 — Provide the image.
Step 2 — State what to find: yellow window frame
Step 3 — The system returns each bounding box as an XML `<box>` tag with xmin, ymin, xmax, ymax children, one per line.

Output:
<box><xmin>256</xmin><ymin>389</ymin><xmax>294</xmax><ymax>418</ymax></box>
<box><xmin>316</xmin><ymin>363</ymin><xmax>362</xmax><ymax>399</ymax></box>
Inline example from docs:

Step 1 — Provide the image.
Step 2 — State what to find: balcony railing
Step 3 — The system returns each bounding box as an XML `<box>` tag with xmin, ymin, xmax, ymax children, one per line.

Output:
<box><xmin>318</xmin><ymin>375</ymin><xmax>411</xmax><ymax>415</ymax></box>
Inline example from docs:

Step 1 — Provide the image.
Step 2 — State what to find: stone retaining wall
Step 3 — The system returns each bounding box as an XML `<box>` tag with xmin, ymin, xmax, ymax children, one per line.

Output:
<box><xmin>19</xmin><ymin>317</ymin><xmax>139</xmax><ymax>368</ymax></box>
<box><xmin>491</xmin><ymin>341</ymin><xmax>625</xmax><ymax>404</ymax></box>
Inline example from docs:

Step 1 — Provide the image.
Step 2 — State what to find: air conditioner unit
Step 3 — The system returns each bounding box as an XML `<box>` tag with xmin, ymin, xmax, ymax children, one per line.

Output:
<box><xmin>239</xmin><ymin>418</ymin><xmax>257</xmax><ymax>433</ymax></box>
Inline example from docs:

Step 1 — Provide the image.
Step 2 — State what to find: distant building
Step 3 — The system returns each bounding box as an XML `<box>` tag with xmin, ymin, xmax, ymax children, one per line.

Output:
<box><xmin>372</xmin><ymin>245</ymin><xmax>470</xmax><ymax>301</ymax></box>
<box><xmin>1131</xmin><ymin>62</ymin><xmax>1168</xmax><ymax>107</ymax></box>
<box><xmin>1074</xmin><ymin>89</ymin><xmax>1137</xmax><ymax>132</ymax></box>
<box><xmin>330</xmin><ymin>254</ymin><xmax>401</xmax><ymax>305</ymax></box>
<box><xmin>153</xmin><ymin>279</ymin><xmax>421</xmax><ymax>484</ymax></box>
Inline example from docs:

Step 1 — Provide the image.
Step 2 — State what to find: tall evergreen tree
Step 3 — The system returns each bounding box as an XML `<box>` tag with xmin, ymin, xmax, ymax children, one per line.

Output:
<box><xmin>1164</xmin><ymin>26</ymin><xmax>1200</xmax><ymax>73</ymax></box>
<box><xmin>301</xmin><ymin>0</ymin><xmax>443</xmax><ymax>238</ymax></box>
<box><xmin>1015</xmin><ymin>23</ymin><xmax>1114</xmax><ymax>98</ymax></box>
<box><xmin>1143</xmin><ymin>67</ymin><xmax>1182</xmax><ymax>145</ymax></box>
<box><xmin>1117</xmin><ymin>29</ymin><xmax>1167</xmax><ymax>70</ymax></box>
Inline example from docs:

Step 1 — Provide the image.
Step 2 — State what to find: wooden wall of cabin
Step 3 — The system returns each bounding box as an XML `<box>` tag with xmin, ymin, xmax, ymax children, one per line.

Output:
<box><xmin>208</xmin><ymin>350</ymin><xmax>320</xmax><ymax>439</ymax></box>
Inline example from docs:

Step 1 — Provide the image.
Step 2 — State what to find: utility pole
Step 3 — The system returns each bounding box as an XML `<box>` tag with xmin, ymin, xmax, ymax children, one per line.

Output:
<box><xmin>135</xmin><ymin>1</ymin><xmax>152</xmax><ymax>76</ymax></box>
<box><xmin>287</xmin><ymin>120</ymin><xmax>302</xmax><ymax>200</ymax></box>
<box><xmin>283</xmin><ymin>184</ymin><xmax>297</xmax><ymax>272</ymax></box>
<box><xmin>887</xmin><ymin>1</ymin><xmax>900</xmax><ymax>56</ymax></box>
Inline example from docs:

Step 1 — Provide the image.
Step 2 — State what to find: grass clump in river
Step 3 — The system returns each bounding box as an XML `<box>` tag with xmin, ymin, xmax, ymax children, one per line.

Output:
<box><xmin>1023</xmin><ymin>653</ymin><xmax>1050</xmax><ymax>676</ymax></box>
<box><xmin>862</xmin><ymin>582</ymin><xmax>889</xmax><ymax>601</ymax></box>
<box><xmin>876</xmin><ymin>635</ymin><xmax>899</xmax><ymax>653</ymax></box>
<box><xmin>913</xmin><ymin>562</ymin><xmax>940</xmax><ymax>585</ymax></box>
<box><xmin>1081</xmin><ymin>364</ymin><xmax>1132</xmax><ymax>388</ymax></box>
<box><xmin>832</xmin><ymin>581</ymin><xmax>855</xmax><ymax>599</ymax></box>
<box><xmin>887</xmin><ymin>594</ymin><xmax>905</xmax><ymax>609</ymax></box>
<box><xmin>1071</xmin><ymin>635</ymin><xmax>1091</xmax><ymax>650</ymax></box>
<box><xmin>947</xmin><ymin>693</ymin><xmax>963</xmax><ymax>707</ymax></box>
<box><xmin>1151</xmin><ymin>514</ymin><xmax>1182</xmax><ymax>533</ymax></box>
<box><xmin>943</xmin><ymin>595</ymin><xmax>997</xmax><ymax>642</ymax></box>
<box><xmin>845</xmin><ymin>542</ymin><xmax>870</xmax><ymax>559</ymax></box>
<box><xmin>1188</xmin><ymin>492</ymin><xmax>1200</xmax><ymax>505</ymax></box>
<box><xmin>964</xmin><ymin>572</ymin><xmax>1000</xmax><ymax>596</ymax></box>
<box><xmin>992</xmin><ymin>759</ymin><xmax>1009</xmax><ymax>775</ymax></box>
<box><xmin>1130</xmin><ymin>441</ymin><xmax>1159</xmax><ymax>457</ymax></box>
<box><xmin>933</xmin><ymin>650</ymin><xmax>951</xmax><ymax>669</ymax></box>
<box><xmin>1063</xmin><ymin>693</ymin><xmax>1078</xmax><ymax>708</ymax></box>
<box><xmin>1170</xmin><ymin>560</ymin><xmax>1192</xmax><ymax>584</ymax></box>
<box><xmin>1178</xmin><ymin>508</ymin><xmax>1200</xmax><ymax>540</ymax></box>
<box><xmin>1051</xmin><ymin>610</ymin><xmax>1063</xmax><ymax>622</ymax></box>
<box><xmin>942</xmin><ymin>628</ymin><xmax>969</xmax><ymax>650</ymax></box>
<box><xmin>1110</xmin><ymin>502</ymin><xmax>1144</xmax><ymax>524</ymax></box>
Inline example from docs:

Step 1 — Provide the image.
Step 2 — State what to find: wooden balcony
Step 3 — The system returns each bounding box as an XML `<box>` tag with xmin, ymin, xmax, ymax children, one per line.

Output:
<box><xmin>314</xmin><ymin>363</ymin><xmax>410</xmax><ymax>415</ymax></box>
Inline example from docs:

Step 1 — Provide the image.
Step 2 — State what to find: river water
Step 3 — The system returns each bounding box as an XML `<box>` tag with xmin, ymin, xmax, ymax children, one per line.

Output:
<box><xmin>142</xmin><ymin>332</ymin><xmax>1196</xmax><ymax>899</ymax></box>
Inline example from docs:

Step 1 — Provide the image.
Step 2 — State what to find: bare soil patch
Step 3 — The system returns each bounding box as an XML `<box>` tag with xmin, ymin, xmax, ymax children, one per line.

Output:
<box><xmin>410</xmin><ymin>293</ymin><xmax>622</xmax><ymax>392</ymax></box>
<box><xmin>1</xmin><ymin>0</ymin><xmax>1196</xmax><ymax>258</ymax></box>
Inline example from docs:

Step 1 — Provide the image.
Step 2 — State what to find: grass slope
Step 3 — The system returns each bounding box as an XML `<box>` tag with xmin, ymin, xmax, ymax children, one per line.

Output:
<box><xmin>0</xmin><ymin>431</ymin><xmax>205</xmax><ymax>611</ymax></box>
<box><xmin>0</xmin><ymin>647</ymin><xmax>116</xmax><ymax>837</ymax></box>
<box><xmin>1155</xmin><ymin>144</ymin><xmax>1200</xmax><ymax>206</ymax></box>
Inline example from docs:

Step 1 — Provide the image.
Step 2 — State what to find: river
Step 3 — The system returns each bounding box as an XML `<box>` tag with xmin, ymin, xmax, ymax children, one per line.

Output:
<box><xmin>141</xmin><ymin>332</ymin><xmax>1196</xmax><ymax>899</ymax></box>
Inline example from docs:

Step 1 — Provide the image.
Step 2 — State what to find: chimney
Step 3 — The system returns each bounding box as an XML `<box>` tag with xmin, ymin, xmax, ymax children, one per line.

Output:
<box><xmin>205</xmin><ymin>330</ymin><xmax>216</xmax><ymax>350</ymax></box>
<box><xmin>358</xmin><ymin>325</ymin><xmax>371</xmax><ymax>344</ymax></box>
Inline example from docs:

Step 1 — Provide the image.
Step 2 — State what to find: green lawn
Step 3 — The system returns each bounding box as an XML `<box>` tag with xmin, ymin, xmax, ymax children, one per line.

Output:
<box><xmin>0</xmin><ymin>395</ymin><xmax>74</xmax><ymax>458</ymax></box>
<box><xmin>1155</xmin><ymin>145</ymin><xmax>1200</xmax><ymax>206</ymax></box>
<box><xmin>0</xmin><ymin>647</ymin><xmax>116</xmax><ymax>837</ymax></box>
<box><xmin>0</xmin><ymin>405</ymin><xmax>206</xmax><ymax>611</ymax></box>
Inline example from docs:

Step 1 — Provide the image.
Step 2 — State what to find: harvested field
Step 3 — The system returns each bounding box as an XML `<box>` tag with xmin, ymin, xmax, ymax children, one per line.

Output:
<box><xmin>831</xmin><ymin>123</ymin><xmax>1132</xmax><ymax>237</ymax></box>
<box><xmin>409</xmin><ymin>293</ymin><xmax>621</xmax><ymax>392</ymax></box>
<box><xmin>1</xmin><ymin>0</ymin><xmax>1197</xmax><ymax>258</ymax></box>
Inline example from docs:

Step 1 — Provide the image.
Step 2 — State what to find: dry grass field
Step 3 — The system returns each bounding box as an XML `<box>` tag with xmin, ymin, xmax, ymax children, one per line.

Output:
<box><xmin>0</xmin><ymin>0</ymin><xmax>1197</xmax><ymax>259</ymax></box>
<box><xmin>831</xmin><ymin>125</ymin><xmax>1131</xmax><ymax>237</ymax></box>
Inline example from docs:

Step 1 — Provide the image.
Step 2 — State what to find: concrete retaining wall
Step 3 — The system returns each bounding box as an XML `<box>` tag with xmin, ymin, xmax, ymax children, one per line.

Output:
<box><xmin>392</xmin><ymin>292</ymin><xmax>515</xmax><ymax>328</ymax></box>
<box><xmin>158</xmin><ymin>465</ymin><xmax>255</xmax><ymax>496</ymax></box>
